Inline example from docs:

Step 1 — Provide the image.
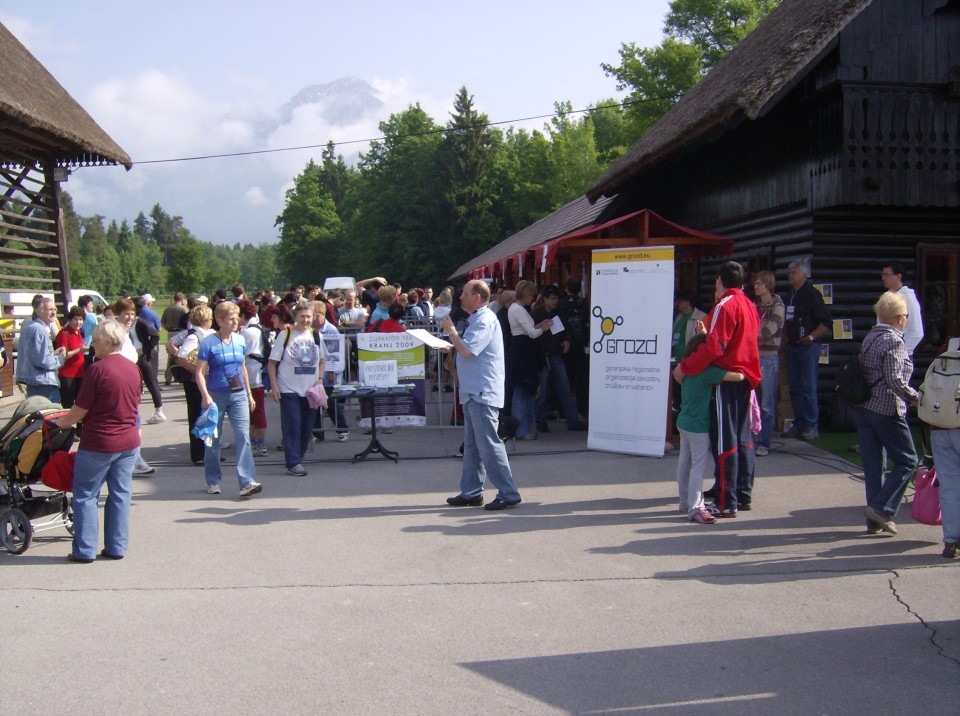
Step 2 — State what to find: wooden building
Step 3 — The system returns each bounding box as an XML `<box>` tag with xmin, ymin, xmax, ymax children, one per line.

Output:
<box><xmin>588</xmin><ymin>0</ymin><xmax>960</xmax><ymax>425</ymax></box>
<box><xmin>0</xmin><ymin>21</ymin><xmax>131</xmax><ymax>313</ymax></box>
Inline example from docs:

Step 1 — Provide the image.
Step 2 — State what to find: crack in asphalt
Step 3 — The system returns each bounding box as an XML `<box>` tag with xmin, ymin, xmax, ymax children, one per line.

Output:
<box><xmin>887</xmin><ymin>569</ymin><xmax>960</xmax><ymax>670</ymax></box>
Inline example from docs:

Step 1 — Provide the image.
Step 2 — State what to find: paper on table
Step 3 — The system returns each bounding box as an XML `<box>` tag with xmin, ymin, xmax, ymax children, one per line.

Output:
<box><xmin>406</xmin><ymin>328</ymin><xmax>454</xmax><ymax>350</ymax></box>
<box><xmin>549</xmin><ymin>315</ymin><xmax>565</xmax><ymax>335</ymax></box>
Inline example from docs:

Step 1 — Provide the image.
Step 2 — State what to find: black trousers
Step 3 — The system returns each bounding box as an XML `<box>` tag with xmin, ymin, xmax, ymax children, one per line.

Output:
<box><xmin>183</xmin><ymin>380</ymin><xmax>205</xmax><ymax>463</ymax></box>
<box><xmin>707</xmin><ymin>381</ymin><xmax>756</xmax><ymax>511</ymax></box>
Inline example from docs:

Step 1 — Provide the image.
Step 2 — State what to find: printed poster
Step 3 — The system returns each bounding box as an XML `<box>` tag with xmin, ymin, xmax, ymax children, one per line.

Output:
<box><xmin>356</xmin><ymin>333</ymin><xmax>426</xmax><ymax>427</ymax></box>
<box><xmin>588</xmin><ymin>246</ymin><xmax>674</xmax><ymax>456</ymax></box>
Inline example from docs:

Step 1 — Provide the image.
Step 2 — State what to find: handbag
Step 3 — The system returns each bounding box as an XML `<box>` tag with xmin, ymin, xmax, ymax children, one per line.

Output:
<box><xmin>306</xmin><ymin>383</ymin><xmax>329</xmax><ymax>409</ymax></box>
<box><xmin>910</xmin><ymin>466</ymin><xmax>942</xmax><ymax>526</ymax></box>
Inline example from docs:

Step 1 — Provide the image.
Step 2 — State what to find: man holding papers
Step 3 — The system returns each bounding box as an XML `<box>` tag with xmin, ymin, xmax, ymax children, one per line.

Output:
<box><xmin>439</xmin><ymin>280</ymin><xmax>522</xmax><ymax>511</ymax></box>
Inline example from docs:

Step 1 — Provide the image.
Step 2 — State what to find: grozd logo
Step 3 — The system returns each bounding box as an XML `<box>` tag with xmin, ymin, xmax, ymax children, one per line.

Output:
<box><xmin>591</xmin><ymin>305</ymin><xmax>658</xmax><ymax>355</ymax></box>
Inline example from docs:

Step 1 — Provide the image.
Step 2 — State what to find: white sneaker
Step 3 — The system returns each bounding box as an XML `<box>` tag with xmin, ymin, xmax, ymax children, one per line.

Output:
<box><xmin>286</xmin><ymin>464</ymin><xmax>307</xmax><ymax>477</ymax></box>
<box><xmin>220</xmin><ymin>441</ymin><xmax>232</xmax><ymax>450</ymax></box>
<box><xmin>206</xmin><ymin>484</ymin><xmax>221</xmax><ymax>494</ymax></box>
<box><xmin>133</xmin><ymin>457</ymin><xmax>156</xmax><ymax>475</ymax></box>
<box><xmin>146</xmin><ymin>412</ymin><xmax>167</xmax><ymax>425</ymax></box>
<box><xmin>337</xmin><ymin>433</ymin><xmax>349</xmax><ymax>442</ymax></box>
<box><xmin>253</xmin><ymin>447</ymin><xmax>269</xmax><ymax>457</ymax></box>
<box><xmin>239</xmin><ymin>482</ymin><xmax>262</xmax><ymax>497</ymax></box>
<box><xmin>755</xmin><ymin>446</ymin><xmax>770</xmax><ymax>456</ymax></box>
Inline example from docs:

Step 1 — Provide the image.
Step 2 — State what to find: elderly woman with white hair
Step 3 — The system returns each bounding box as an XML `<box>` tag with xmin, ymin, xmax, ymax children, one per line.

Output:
<box><xmin>55</xmin><ymin>319</ymin><xmax>143</xmax><ymax>562</ymax></box>
<box><xmin>856</xmin><ymin>291</ymin><xmax>919</xmax><ymax>536</ymax></box>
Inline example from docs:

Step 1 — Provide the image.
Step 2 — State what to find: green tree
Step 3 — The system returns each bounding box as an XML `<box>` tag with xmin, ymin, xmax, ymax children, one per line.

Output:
<box><xmin>602</xmin><ymin>0</ymin><xmax>780</xmax><ymax>139</ymax></box>
<box><xmin>545</xmin><ymin>101</ymin><xmax>602</xmax><ymax>207</ymax></box>
<box><xmin>494</xmin><ymin>127</ymin><xmax>554</xmax><ymax>235</ymax></box>
<box><xmin>589</xmin><ymin>98</ymin><xmax>633</xmax><ymax>164</ymax></box>
<box><xmin>346</xmin><ymin>103</ymin><xmax>446</xmax><ymax>284</ymax></box>
<box><xmin>168</xmin><ymin>230</ymin><xmax>207</xmax><ymax>293</ymax></box>
<box><xmin>666</xmin><ymin>0</ymin><xmax>780</xmax><ymax>70</ymax></box>
<box><xmin>318</xmin><ymin>140</ymin><xmax>354</xmax><ymax>219</ymax></box>
<box><xmin>437</xmin><ymin>87</ymin><xmax>501</xmax><ymax>272</ymax></box>
<box><xmin>149</xmin><ymin>203</ymin><xmax>182</xmax><ymax>266</ymax></box>
<box><xmin>275</xmin><ymin>162</ymin><xmax>343</xmax><ymax>285</ymax></box>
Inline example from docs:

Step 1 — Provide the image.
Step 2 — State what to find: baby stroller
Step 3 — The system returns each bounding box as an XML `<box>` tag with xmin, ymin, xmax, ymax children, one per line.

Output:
<box><xmin>0</xmin><ymin>396</ymin><xmax>76</xmax><ymax>554</ymax></box>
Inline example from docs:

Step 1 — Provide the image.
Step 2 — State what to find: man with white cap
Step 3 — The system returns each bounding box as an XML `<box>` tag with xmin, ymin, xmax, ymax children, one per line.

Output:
<box><xmin>139</xmin><ymin>294</ymin><xmax>161</xmax><ymax>332</ymax></box>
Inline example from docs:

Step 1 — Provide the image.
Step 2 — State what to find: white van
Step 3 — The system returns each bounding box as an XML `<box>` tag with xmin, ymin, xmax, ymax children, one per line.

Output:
<box><xmin>0</xmin><ymin>289</ymin><xmax>109</xmax><ymax>346</ymax></box>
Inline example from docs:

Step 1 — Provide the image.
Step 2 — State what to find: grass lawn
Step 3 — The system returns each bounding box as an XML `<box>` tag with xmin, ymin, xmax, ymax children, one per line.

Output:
<box><xmin>801</xmin><ymin>425</ymin><xmax>931</xmax><ymax>474</ymax></box>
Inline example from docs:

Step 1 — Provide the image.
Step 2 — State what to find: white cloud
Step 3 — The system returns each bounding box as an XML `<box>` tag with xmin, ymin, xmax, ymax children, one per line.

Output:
<box><xmin>62</xmin><ymin>70</ymin><xmax>459</xmax><ymax>244</ymax></box>
<box><xmin>244</xmin><ymin>186</ymin><xmax>267</xmax><ymax>206</ymax></box>
<box><xmin>87</xmin><ymin>70</ymin><xmax>258</xmax><ymax>161</ymax></box>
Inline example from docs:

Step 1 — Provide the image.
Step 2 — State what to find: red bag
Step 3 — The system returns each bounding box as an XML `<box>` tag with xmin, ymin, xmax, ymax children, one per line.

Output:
<box><xmin>910</xmin><ymin>466</ymin><xmax>942</xmax><ymax>526</ymax></box>
<box><xmin>41</xmin><ymin>450</ymin><xmax>75</xmax><ymax>493</ymax></box>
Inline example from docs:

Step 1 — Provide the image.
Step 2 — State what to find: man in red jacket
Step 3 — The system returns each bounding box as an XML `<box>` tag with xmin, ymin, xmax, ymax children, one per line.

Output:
<box><xmin>673</xmin><ymin>261</ymin><xmax>761</xmax><ymax>517</ymax></box>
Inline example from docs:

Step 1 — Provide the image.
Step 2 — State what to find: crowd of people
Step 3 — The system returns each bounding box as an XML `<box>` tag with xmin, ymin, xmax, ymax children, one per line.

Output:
<box><xmin>4</xmin><ymin>260</ymin><xmax>957</xmax><ymax>562</ymax></box>
<box><xmin>670</xmin><ymin>258</ymin><xmax>956</xmax><ymax>560</ymax></box>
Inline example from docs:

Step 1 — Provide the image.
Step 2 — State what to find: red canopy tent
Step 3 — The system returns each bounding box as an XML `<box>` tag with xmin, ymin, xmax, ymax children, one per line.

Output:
<box><xmin>466</xmin><ymin>209</ymin><xmax>733</xmax><ymax>283</ymax></box>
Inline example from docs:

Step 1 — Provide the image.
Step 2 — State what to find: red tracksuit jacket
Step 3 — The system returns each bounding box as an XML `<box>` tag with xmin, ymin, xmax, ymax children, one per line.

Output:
<box><xmin>679</xmin><ymin>288</ymin><xmax>762</xmax><ymax>388</ymax></box>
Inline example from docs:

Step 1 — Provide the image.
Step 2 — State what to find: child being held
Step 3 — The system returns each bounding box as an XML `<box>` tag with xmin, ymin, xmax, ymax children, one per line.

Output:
<box><xmin>675</xmin><ymin>333</ymin><xmax>745</xmax><ymax>524</ymax></box>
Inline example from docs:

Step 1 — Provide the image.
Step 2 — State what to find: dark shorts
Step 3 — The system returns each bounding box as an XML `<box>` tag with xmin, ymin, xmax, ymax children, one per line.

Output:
<box><xmin>250</xmin><ymin>387</ymin><xmax>267</xmax><ymax>429</ymax></box>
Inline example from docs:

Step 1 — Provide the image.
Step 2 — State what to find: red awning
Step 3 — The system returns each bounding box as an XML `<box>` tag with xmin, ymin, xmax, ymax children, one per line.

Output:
<box><xmin>552</xmin><ymin>208</ymin><xmax>733</xmax><ymax>260</ymax></box>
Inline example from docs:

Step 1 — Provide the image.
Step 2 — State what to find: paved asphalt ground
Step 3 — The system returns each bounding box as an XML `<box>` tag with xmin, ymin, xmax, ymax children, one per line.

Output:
<box><xmin>1</xmin><ymin>380</ymin><xmax>958</xmax><ymax>714</ymax></box>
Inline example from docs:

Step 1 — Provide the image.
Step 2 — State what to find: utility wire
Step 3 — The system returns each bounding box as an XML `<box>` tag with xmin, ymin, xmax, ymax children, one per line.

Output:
<box><xmin>131</xmin><ymin>94</ymin><xmax>678</xmax><ymax>166</ymax></box>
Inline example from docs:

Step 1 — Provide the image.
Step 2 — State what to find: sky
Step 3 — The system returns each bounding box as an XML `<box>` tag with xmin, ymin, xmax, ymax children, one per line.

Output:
<box><xmin>1</xmin><ymin>1</ymin><xmax>672</xmax><ymax>246</ymax></box>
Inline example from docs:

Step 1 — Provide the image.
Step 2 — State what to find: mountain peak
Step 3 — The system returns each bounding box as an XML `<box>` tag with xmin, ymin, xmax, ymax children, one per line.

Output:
<box><xmin>282</xmin><ymin>77</ymin><xmax>384</xmax><ymax>125</ymax></box>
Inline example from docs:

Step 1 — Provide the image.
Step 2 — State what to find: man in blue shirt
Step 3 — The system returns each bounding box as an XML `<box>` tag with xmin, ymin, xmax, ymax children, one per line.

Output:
<box><xmin>441</xmin><ymin>280</ymin><xmax>521</xmax><ymax>511</ymax></box>
<box><xmin>15</xmin><ymin>295</ymin><xmax>65</xmax><ymax>402</ymax></box>
<box><xmin>139</xmin><ymin>293</ymin><xmax>162</xmax><ymax>331</ymax></box>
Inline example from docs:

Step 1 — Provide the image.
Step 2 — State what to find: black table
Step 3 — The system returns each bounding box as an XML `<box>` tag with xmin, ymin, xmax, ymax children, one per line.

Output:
<box><xmin>331</xmin><ymin>385</ymin><xmax>414</xmax><ymax>463</ymax></box>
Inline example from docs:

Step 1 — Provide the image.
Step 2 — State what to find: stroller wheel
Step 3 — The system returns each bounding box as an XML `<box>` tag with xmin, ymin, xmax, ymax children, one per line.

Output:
<box><xmin>63</xmin><ymin>498</ymin><xmax>74</xmax><ymax>536</ymax></box>
<box><xmin>1</xmin><ymin>508</ymin><xmax>33</xmax><ymax>555</ymax></box>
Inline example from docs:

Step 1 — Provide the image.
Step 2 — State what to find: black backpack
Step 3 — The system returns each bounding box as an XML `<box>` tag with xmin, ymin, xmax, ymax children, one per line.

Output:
<box><xmin>562</xmin><ymin>298</ymin><xmax>589</xmax><ymax>345</ymax></box>
<box><xmin>835</xmin><ymin>349</ymin><xmax>880</xmax><ymax>406</ymax></box>
<box><xmin>248</xmin><ymin>323</ymin><xmax>274</xmax><ymax>366</ymax></box>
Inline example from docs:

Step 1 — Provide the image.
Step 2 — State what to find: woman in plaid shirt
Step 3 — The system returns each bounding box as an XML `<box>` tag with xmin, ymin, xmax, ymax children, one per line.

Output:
<box><xmin>856</xmin><ymin>292</ymin><xmax>920</xmax><ymax>536</ymax></box>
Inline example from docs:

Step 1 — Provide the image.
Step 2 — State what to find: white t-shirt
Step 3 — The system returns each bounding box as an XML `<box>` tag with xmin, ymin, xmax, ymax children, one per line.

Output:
<box><xmin>268</xmin><ymin>327</ymin><xmax>328</xmax><ymax>396</ymax></box>
<box><xmin>120</xmin><ymin>335</ymin><xmax>138</xmax><ymax>363</ymax></box>
<box><xmin>433</xmin><ymin>306</ymin><xmax>451</xmax><ymax>324</ymax></box>
<box><xmin>176</xmin><ymin>327</ymin><xmax>215</xmax><ymax>379</ymax></box>
<box><xmin>240</xmin><ymin>320</ymin><xmax>266</xmax><ymax>389</ymax></box>
<box><xmin>176</xmin><ymin>327</ymin><xmax>215</xmax><ymax>360</ymax></box>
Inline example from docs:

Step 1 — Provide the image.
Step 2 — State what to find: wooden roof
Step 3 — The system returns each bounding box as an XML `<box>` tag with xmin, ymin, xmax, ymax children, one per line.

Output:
<box><xmin>449</xmin><ymin>194</ymin><xmax>613</xmax><ymax>279</ymax></box>
<box><xmin>0</xmin><ymin>21</ymin><xmax>132</xmax><ymax>169</ymax></box>
<box><xmin>587</xmin><ymin>0</ymin><xmax>872</xmax><ymax>201</ymax></box>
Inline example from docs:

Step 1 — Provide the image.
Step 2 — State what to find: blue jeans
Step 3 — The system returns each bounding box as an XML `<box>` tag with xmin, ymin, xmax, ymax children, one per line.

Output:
<box><xmin>855</xmin><ymin>407</ymin><xmax>916</xmax><ymax>521</ymax></box>
<box><xmin>460</xmin><ymin>398</ymin><xmax>520</xmax><ymax>502</ymax></box>
<box><xmin>786</xmin><ymin>342</ymin><xmax>820</xmax><ymax>431</ymax></box>
<box><xmin>512</xmin><ymin>386</ymin><xmax>536</xmax><ymax>438</ymax></box>
<box><xmin>930</xmin><ymin>430</ymin><xmax>960</xmax><ymax>544</ymax></box>
<box><xmin>205</xmin><ymin>390</ymin><xmax>257</xmax><ymax>488</ymax></box>
<box><xmin>26</xmin><ymin>383</ymin><xmax>60</xmax><ymax>404</ymax></box>
<box><xmin>280</xmin><ymin>393</ymin><xmax>317</xmax><ymax>467</ymax></box>
<box><xmin>71</xmin><ymin>447</ymin><xmax>138</xmax><ymax>560</ymax></box>
<box><xmin>535</xmin><ymin>354</ymin><xmax>580</xmax><ymax>428</ymax></box>
<box><xmin>758</xmin><ymin>354</ymin><xmax>779</xmax><ymax>449</ymax></box>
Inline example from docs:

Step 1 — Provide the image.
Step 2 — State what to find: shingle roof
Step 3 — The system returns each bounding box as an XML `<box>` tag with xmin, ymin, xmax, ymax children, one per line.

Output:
<box><xmin>0</xmin><ymin>21</ymin><xmax>132</xmax><ymax>169</ymax></box>
<box><xmin>588</xmin><ymin>0</ymin><xmax>871</xmax><ymax>201</ymax></box>
<box><xmin>449</xmin><ymin>194</ymin><xmax>613</xmax><ymax>279</ymax></box>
